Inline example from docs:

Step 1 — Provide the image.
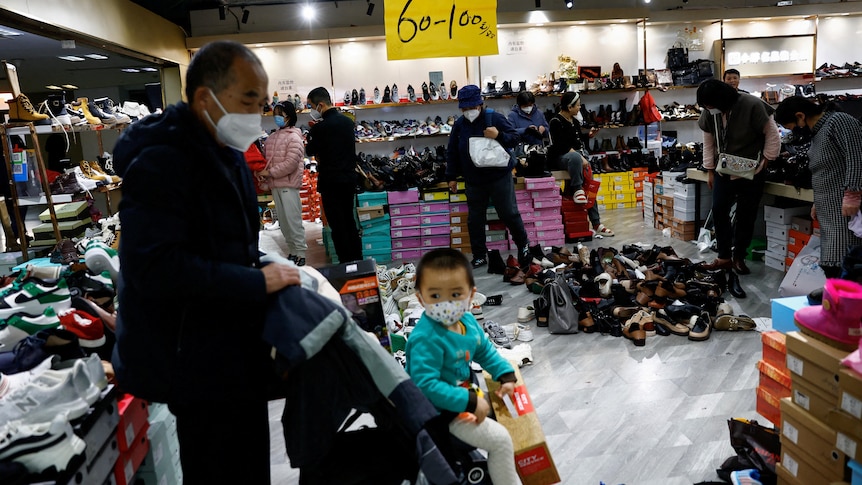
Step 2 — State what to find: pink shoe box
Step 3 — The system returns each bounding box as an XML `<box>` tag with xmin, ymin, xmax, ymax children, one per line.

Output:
<box><xmin>422</xmin><ymin>225</ymin><xmax>450</xmax><ymax>236</ymax></box>
<box><xmin>392</xmin><ymin>249</ymin><xmax>423</xmax><ymax>261</ymax></box>
<box><xmin>525</xmin><ymin>176</ymin><xmax>556</xmax><ymax>191</ymax></box>
<box><xmin>388</xmin><ymin>189</ymin><xmax>420</xmax><ymax>205</ymax></box>
<box><xmin>530</xmin><ymin>188</ymin><xmax>559</xmax><ymax>200</ymax></box>
<box><xmin>389</xmin><ymin>204</ymin><xmax>421</xmax><ymax>216</ymax></box>
<box><xmin>521</xmin><ymin>211</ymin><xmax>538</xmax><ymax>223</ymax></box>
<box><xmin>421</xmin><ymin>213</ymin><xmax>450</xmax><ymax>225</ymax></box>
<box><xmin>450</xmin><ymin>203</ymin><xmax>468</xmax><ymax>213</ymax></box>
<box><xmin>516</xmin><ymin>200</ymin><xmax>533</xmax><ymax>213</ymax></box>
<box><xmin>536</xmin><ymin>225</ymin><xmax>565</xmax><ymax>240</ymax></box>
<box><xmin>450</xmin><ymin>213</ymin><xmax>468</xmax><ymax>224</ymax></box>
<box><xmin>391</xmin><ymin>215</ymin><xmax>421</xmax><ymax>228</ymax></box>
<box><xmin>525</xmin><ymin>229</ymin><xmax>537</xmax><ymax>241</ymax></box>
<box><xmin>515</xmin><ymin>190</ymin><xmax>532</xmax><ymax>202</ymax></box>
<box><xmin>532</xmin><ymin>197</ymin><xmax>562</xmax><ymax>209</ymax></box>
<box><xmin>391</xmin><ymin>237</ymin><xmax>422</xmax><ymax>249</ymax></box>
<box><xmin>420</xmin><ymin>201</ymin><xmax>450</xmax><ymax>214</ymax></box>
<box><xmin>538</xmin><ymin>237</ymin><xmax>566</xmax><ymax>247</ymax></box>
<box><xmin>422</xmin><ymin>235</ymin><xmax>451</xmax><ymax>247</ymax></box>
<box><xmin>487</xmin><ymin>240</ymin><xmax>510</xmax><ymax>252</ymax></box>
<box><xmin>533</xmin><ymin>217</ymin><xmax>562</xmax><ymax>228</ymax></box>
<box><xmin>391</xmin><ymin>227</ymin><xmax>422</xmax><ymax>238</ymax></box>
<box><xmin>531</xmin><ymin>208</ymin><xmax>560</xmax><ymax>219</ymax></box>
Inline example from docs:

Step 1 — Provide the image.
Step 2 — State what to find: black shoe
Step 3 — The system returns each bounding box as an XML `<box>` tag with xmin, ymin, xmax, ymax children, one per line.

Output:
<box><xmin>351</xmin><ymin>89</ymin><xmax>359</xmax><ymax>105</ymax></box>
<box><xmin>382</xmin><ymin>85</ymin><xmax>392</xmax><ymax>103</ymax></box>
<box><xmin>422</xmin><ymin>82</ymin><xmax>431</xmax><ymax>102</ymax></box>
<box><xmin>471</xmin><ymin>256</ymin><xmax>488</xmax><ymax>268</ymax></box>
<box><xmin>807</xmin><ymin>287</ymin><xmax>823</xmax><ymax>305</ymax></box>
<box><xmin>518</xmin><ymin>246</ymin><xmax>532</xmax><ymax>268</ymax></box>
<box><xmin>488</xmin><ymin>249</ymin><xmax>506</xmax><ymax>274</ymax></box>
<box><xmin>727</xmin><ymin>270</ymin><xmax>747</xmax><ymax>299</ymax></box>
<box><xmin>407</xmin><ymin>84</ymin><xmax>416</xmax><ymax>102</ymax></box>
<box><xmin>529</xmin><ymin>244</ymin><xmax>545</xmax><ymax>260</ymax></box>
<box><xmin>688</xmin><ymin>312</ymin><xmax>712</xmax><ymax>341</ymax></box>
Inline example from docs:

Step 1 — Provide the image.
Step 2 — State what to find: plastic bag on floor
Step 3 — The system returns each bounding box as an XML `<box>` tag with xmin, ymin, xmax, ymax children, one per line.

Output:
<box><xmin>779</xmin><ymin>236</ymin><xmax>825</xmax><ymax>297</ymax></box>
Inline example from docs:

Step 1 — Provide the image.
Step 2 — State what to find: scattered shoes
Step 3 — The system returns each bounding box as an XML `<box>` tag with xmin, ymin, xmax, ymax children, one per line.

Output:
<box><xmin>517</xmin><ymin>305</ymin><xmax>535</xmax><ymax>323</ymax></box>
<box><xmin>483</xmin><ymin>320</ymin><xmax>513</xmax><ymax>349</ymax></box>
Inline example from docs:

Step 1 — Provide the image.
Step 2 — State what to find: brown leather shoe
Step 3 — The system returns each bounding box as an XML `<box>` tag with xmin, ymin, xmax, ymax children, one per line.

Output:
<box><xmin>578</xmin><ymin>312</ymin><xmax>597</xmax><ymax>333</ymax></box>
<box><xmin>509</xmin><ymin>269</ymin><xmax>526</xmax><ymax>285</ymax></box>
<box><xmin>699</xmin><ymin>258</ymin><xmax>732</xmax><ymax>271</ymax></box>
<box><xmin>732</xmin><ymin>257</ymin><xmax>751</xmax><ymax>275</ymax></box>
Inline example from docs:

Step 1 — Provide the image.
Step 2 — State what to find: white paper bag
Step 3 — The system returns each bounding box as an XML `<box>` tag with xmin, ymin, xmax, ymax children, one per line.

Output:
<box><xmin>779</xmin><ymin>235</ymin><xmax>826</xmax><ymax>297</ymax></box>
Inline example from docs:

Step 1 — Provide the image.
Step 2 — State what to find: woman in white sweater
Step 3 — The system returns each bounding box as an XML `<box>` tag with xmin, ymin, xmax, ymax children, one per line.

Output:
<box><xmin>259</xmin><ymin>102</ymin><xmax>308</xmax><ymax>265</ymax></box>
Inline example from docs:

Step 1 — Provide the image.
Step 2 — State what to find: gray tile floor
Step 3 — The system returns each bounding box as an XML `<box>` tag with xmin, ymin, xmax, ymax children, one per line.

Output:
<box><xmin>261</xmin><ymin>206</ymin><xmax>786</xmax><ymax>484</ymax></box>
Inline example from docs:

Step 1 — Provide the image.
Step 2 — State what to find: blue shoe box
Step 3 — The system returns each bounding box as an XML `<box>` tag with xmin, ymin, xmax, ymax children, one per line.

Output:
<box><xmin>360</xmin><ymin>214</ymin><xmax>391</xmax><ymax>236</ymax></box>
<box><xmin>362</xmin><ymin>235</ymin><xmax>392</xmax><ymax>251</ymax></box>
<box><xmin>357</xmin><ymin>192</ymin><xmax>388</xmax><ymax>207</ymax></box>
<box><xmin>771</xmin><ymin>296</ymin><xmax>809</xmax><ymax>333</ymax></box>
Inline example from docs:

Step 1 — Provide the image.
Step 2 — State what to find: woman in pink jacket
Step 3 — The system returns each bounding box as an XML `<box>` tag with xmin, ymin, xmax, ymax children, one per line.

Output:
<box><xmin>259</xmin><ymin>101</ymin><xmax>308</xmax><ymax>265</ymax></box>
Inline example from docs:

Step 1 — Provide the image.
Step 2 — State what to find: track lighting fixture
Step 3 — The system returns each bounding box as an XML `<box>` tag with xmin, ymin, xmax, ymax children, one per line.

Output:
<box><xmin>366</xmin><ymin>0</ymin><xmax>375</xmax><ymax>16</ymax></box>
<box><xmin>219</xmin><ymin>5</ymin><xmax>226</xmax><ymax>20</ymax></box>
<box><xmin>565</xmin><ymin>0</ymin><xmax>573</xmax><ymax>9</ymax></box>
<box><xmin>241</xmin><ymin>8</ymin><xmax>250</xmax><ymax>24</ymax></box>
<box><xmin>535</xmin><ymin>0</ymin><xmax>541</xmax><ymax>7</ymax></box>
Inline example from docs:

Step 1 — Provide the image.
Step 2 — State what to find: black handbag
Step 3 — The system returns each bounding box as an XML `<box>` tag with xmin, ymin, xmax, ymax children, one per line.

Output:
<box><xmin>715</xmin><ymin>418</ymin><xmax>780</xmax><ymax>485</ymax></box>
<box><xmin>542</xmin><ymin>275</ymin><xmax>579</xmax><ymax>334</ymax></box>
<box><xmin>667</xmin><ymin>43</ymin><xmax>689</xmax><ymax>69</ymax></box>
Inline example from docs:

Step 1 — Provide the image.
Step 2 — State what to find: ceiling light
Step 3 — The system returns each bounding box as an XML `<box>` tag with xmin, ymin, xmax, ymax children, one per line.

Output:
<box><xmin>45</xmin><ymin>85</ymin><xmax>63</xmax><ymax>90</ymax></box>
<box><xmin>302</xmin><ymin>5</ymin><xmax>315</xmax><ymax>20</ymax></box>
<box><xmin>348</xmin><ymin>38</ymin><xmax>356</xmax><ymax>41</ymax></box>
<box><xmin>528</xmin><ymin>11</ymin><xmax>549</xmax><ymax>24</ymax></box>
<box><xmin>140</xmin><ymin>67</ymin><xmax>158</xmax><ymax>72</ymax></box>
<box><xmin>61</xmin><ymin>84</ymin><xmax>79</xmax><ymax>90</ymax></box>
<box><xmin>255</xmin><ymin>44</ymin><xmax>263</xmax><ymax>47</ymax></box>
<box><xmin>366</xmin><ymin>1</ymin><xmax>374</xmax><ymax>16</ymax></box>
<box><xmin>57</xmin><ymin>55</ymin><xmax>85</xmax><ymax>62</ymax></box>
<box><xmin>121</xmin><ymin>68</ymin><xmax>141</xmax><ymax>73</ymax></box>
<box><xmin>644</xmin><ymin>0</ymin><xmax>651</xmax><ymax>3</ymax></box>
<box><xmin>565</xmin><ymin>0</ymin><xmax>573</xmax><ymax>9</ymax></box>
<box><xmin>302</xmin><ymin>41</ymin><xmax>310</xmax><ymax>45</ymax></box>
<box><xmin>241</xmin><ymin>8</ymin><xmax>250</xmax><ymax>23</ymax></box>
<box><xmin>84</xmin><ymin>54</ymin><xmax>108</xmax><ymax>60</ymax></box>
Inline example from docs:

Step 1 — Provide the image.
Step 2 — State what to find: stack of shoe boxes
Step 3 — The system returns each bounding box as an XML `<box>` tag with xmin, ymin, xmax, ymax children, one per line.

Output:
<box><xmin>300</xmin><ymin>169</ymin><xmax>321</xmax><ymax>222</ymax></box>
<box><xmin>764</xmin><ymin>203</ymin><xmax>810</xmax><ymax>272</ymax></box>
<box><xmin>527</xmin><ymin>178</ymin><xmax>564</xmax><ymax>248</ymax></box>
<box><xmin>670</xmin><ymin>181</ymin><xmax>711</xmax><ymax>241</ymax></box>
<box><xmin>643</xmin><ymin>177</ymin><xmax>655</xmax><ymax>225</ymax></box>
<box><xmin>136</xmin><ymin>403</ymin><xmax>182</xmax><ymax>484</ymax></box>
<box><xmin>632</xmin><ymin>167</ymin><xmax>648</xmax><ymax>208</ymax></box>
<box><xmin>777</xmin><ymin>331</ymin><xmax>853</xmax><ymax>484</ymax></box>
<box><xmin>786</xmin><ymin>216</ymin><xmax>813</xmax><ymax>269</ymax></box>
<box><xmin>756</xmin><ymin>331</ymin><xmax>791</xmax><ymax>426</ymax></box>
<box><xmin>450</xmin><ymin>182</ymin><xmax>469</xmax><ymax>252</ymax></box>
<box><xmin>33</xmin><ymin>200</ymin><xmax>91</xmax><ymax>246</ymax></box>
<box><xmin>595</xmin><ymin>171</ymin><xmax>637</xmax><ymax>211</ymax></box>
<box><xmin>653</xmin><ymin>176</ymin><xmax>674</xmax><ymax>231</ymax></box>
<box><xmin>420</xmin><ymin>197</ymin><xmax>451</xmax><ymax>251</ymax></box>
<box><xmin>61</xmin><ymin>387</ymin><xmax>121</xmax><ymax>484</ymax></box>
<box><xmin>357</xmin><ymin>191</ymin><xmax>391</xmax><ymax>264</ymax></box>
<box><xmin>114</xmin><ymin>393</ymin><xmax>151</xmax><ymax>485</ymax></box>
<box><xmin>389</xmin><ymin>188</ymin><xmax>422</xmax><ymax>262</ymax></box>
<box><xmin>485</xmin><ymin>205</ymin><xmax>509</xmax><ymax>253</ymax></box>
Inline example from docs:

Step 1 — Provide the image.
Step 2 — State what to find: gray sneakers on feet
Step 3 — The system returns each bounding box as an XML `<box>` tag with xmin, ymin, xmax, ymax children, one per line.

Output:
<box><xmin>483</xmin><ymin>320</ymin><xmax>513</xmax><ymax>349</ymax></box>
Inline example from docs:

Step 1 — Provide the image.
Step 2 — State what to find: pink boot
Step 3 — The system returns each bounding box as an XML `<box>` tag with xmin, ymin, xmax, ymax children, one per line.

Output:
<box><xmin>794</xmin><ymin>278</ymin><xmax>862</xmax><ymax>351</ymax></box>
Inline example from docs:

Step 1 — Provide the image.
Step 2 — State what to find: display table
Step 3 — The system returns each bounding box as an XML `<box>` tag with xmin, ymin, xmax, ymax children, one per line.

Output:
<box><xmin>685</xmin><ymin>168</ymin><xmax>814</xmax><ymax>203</ymax></box>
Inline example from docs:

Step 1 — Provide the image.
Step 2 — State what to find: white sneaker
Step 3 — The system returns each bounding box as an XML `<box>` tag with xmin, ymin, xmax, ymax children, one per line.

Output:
<box><xmin>385</xmin><ymin>313</ymin><xmax>403</xmax><ymax>333</ymax></box>
<box><xmin>503</xmin><ymin>323</ymin><xmax>534</xmax><ymax>342</ymax></box>
<box><xmin>0</xmin><ymin>308</ymin><xmax>61</xmax><ymax>351</ymax></box>
<box><xmin>497</xmin><ymin>343</ymin><xmax>533</xmax><ymax>367</ymax></box>
<box><xmin>50</xmin><ymin>354</ymin><xmax>107</xmax><ymax>405</ymax></box>
<box><xmin>517</xmin><ymin>306</ymin><xmax>535</xmax><ymax>323</ymax></box>
<box><xmin>84</xmin><ymin>240</ymin><xmax>120</xmax><ymax>281</ymax></box>
<box><xmin>0</xmin><ymin>359</ymin><xmax>94</xmax><ymax>424</ymax></box>
<box><xmin>532</xmin><ymin>257</ymin><xmax>554</xmax><ymax>269</ymax></box>
<box><xmin>0</xmin><ymin>356</ymin><xmax>54</xmax><ymax>398</ymax></box>
<box><xmin>0</xmin><ymin>415</ymin><xmax>86</xmax><ymax>474</ymax></box>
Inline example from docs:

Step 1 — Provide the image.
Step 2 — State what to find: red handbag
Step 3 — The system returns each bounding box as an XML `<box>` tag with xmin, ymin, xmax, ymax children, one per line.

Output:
<box><xmin>640</xmin><ymin>90</ymin><xmax>663</xmax><ymax>124</ymax></box>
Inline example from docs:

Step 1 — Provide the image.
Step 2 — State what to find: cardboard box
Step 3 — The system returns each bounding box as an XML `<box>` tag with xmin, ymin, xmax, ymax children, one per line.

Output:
<box><xmin>118</xmin><ymin>394</ymin><xmax>149</xmax><ymax>452</ymax></box>
<box><xmin>763</xmin><ymin>331</ymin><xmax>788</xmax><ymax>368</ymax></box>
<box><xmin>757</xmin><ymin>385</ymin><xmax>783</xmax><ymax>426</ymax></box>
<box><xmin>791</xmin><ymin>216</ymin><xmax>813</xmax><ymax>235</ymax></box>
<box><xmin>839</xmin><ymin>368</ymin><xmax>862</xmax><ymax>424</ymax></box>
<box><xmin>114</xmin><ymin>424</ymin><xmax>150</xmax><ymax>485</ymax></box>
<box><xmin>759</xmin><ymin>360</ymin><xmax>792</xmax><ymax>398</ymax></box>
<box><xmin>786</xmin><ymin>331</ymin><xmax>851</xmax><ymax>397</ymax></box>
<box><xmin>484</xmin><ymin>366</ymin><xmax>560</xmax><ymax>485</ymax></box>
<box><xmin>389</xmin><ymin>204</ymin><xmax>421</xmax><ymax>217</ymax></box>
<box><xmin>791</xmin><ymin>376</ymin><xmax>840</xmax><ymax>427</ymax></box>
<box><xmin>764</xmin><ymin>203</ymin><xmax>810</xmax><ymax>225</ymax></box>
<box><xmin>780</xmin><ymin>437</ymin><xmax>844</xmax><ymax>483</ymax></box>
<box><xmin>771</xmin><ymin>296</ymin><xmax>809</xmax><ymax>333</ymax></box>
<box><xmin>317</xmin><ymin>259</ymin><xmax>389</xmax><ymax>351</ymax></box>
<box><xmin>788</xmin><ymin>229</ymin><xmax>812</xmax><ymax>248</ymax></box>
<box><xmin>780</xmin><ymin>398</ymin><xmax>849</xmax><ymax>477</ymax></box>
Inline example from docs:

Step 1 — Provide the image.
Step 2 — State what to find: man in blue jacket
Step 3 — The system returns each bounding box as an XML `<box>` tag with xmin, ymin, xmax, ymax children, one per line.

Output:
<box><xmin>447</xmin><ymin>85</ymin><xmax>544</xmax><ymax>269</ymax></box>
<box><xmin>507</xmin><ymin>91</ymin><xmax>550</xmax><ymax>146</ymax></box>
<box><xmin>111</xmin><ymin>40</ymin><xmax>301</xmax><ymax>484</ymax></box>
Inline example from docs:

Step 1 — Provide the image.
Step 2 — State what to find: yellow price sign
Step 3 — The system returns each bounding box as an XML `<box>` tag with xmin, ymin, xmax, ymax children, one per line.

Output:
<box><xmin>385</xmin><ymin>0</ymin><xmax>499</xmax><ymax>61</ymax></box>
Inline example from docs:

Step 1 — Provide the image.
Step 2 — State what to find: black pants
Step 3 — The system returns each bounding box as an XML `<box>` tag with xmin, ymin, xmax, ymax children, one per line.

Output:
<box><xmin>321</xmin><ymin>187</ymin><xmax>362</xmax><ymax>263</ymax></box>
<box><xmin>711</xmin><ymin>170</ymin><xmax>766</xmax><ymax>260</ymax></box>
<box><xmin>171</xmin><ymin>397</ymin><xmax>271</xmax><ymax>484</ymax></box>
<box><xmin>466</xmin><ymin>174</ymin><xmax>529</xmax><ymax>257</ymax></box>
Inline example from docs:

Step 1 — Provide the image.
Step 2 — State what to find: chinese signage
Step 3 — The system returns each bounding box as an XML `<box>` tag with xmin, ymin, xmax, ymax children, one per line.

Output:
<box><xmin>385</xmin><ymin>0</ymin><xmax>499</xmax><ymax>60</ymax></box>
<box><xmin>723</xmin><ymin>35</ymin><xmax>815</xmax><ymax>76</ymax></box>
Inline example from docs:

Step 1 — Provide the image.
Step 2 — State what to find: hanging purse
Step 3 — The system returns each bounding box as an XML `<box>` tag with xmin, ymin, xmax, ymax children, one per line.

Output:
<box><xmin>712</xmin><ymin>113</ymin><xmax>760</xmax><ymax>180</ymax></box>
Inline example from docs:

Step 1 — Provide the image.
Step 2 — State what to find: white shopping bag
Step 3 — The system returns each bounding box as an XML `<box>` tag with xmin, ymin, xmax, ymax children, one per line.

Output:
<box><xmin>779</xmin><ymin>235</ymin><xmax>826</xmax><ymax>297</ymax></box>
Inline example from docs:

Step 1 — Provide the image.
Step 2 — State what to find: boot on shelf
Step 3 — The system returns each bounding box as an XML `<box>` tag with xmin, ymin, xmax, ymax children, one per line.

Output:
<box><xmin>601</xmin><ymin>138</ymin><xmax>613</xmax><ymax>152</ymax></box>
<box><xmin>615</xmin><ymin>135</ymin><xmax>626</xmax><ymax>152</ymax></box>
<box><xmin>8</xmin><ymin>93</ymin><xmax>50</xmax><ymax>125</ymax></box>
<box><xmin>618</xmin><ymin>99</ymin><xmax>628</xmax><ymax>126</ymax></box>
<box><xmin>591</xmin><ymin>138</ymin><xmax>600</xmax><ymax>153</ymax></box>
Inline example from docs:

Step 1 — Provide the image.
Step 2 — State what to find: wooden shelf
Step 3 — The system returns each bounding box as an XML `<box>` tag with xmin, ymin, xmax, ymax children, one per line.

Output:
<box><xmin>685</xmin><ymin>168</ymin><xmax>813</xmax><ymax>202</ymax></box>
<box><xmin>5</xmin><ymin>122</ymin><xmax>128</xmax><ymax>136</ymax></box>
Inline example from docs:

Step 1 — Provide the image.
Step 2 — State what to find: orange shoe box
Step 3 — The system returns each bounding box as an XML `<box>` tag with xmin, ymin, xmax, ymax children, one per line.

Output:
<box><xmin>114</xmin><ymin>423</ymin><xmax>150</xmax><ymax>485</ymax></box>
<box><xmin>757</xmin><ymin>384</ymin><xmax>783</xmax><ymax>426</ymax></box>
<box><xmin>762</xmin><ymin>331</ymin><xmax>788</xmax><ymax>368</ymax></box>
<box><xmin>758</xmin><ymin>360</ymin><xmax>792</xmax><ymax>398</ymax></box>
<box><xmin>117</xmin><ymin>394</ymin><xmax>149</xmax><ymax>452</ymax></box>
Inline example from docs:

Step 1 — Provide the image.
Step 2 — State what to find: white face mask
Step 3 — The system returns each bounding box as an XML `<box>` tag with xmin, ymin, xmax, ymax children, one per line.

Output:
<box><xmin>204</xmin><ymin>88</ymin><xmax>262</xmax><ymax>152</ymax></box>
<box><xmin>707</xmin><ymin>107</ymin><xmax>722</xmax><ymax>115</ymax></box>
<box><xmin>574</xmin><ymin>111</ymin><xmax>584</xmax><ymax>123</ymax></box>
<box><xmin>521</xmin><ymin>106</ymin><xmax>534</xmax><ymax>114</ymax></box>
<box><xmin>309</xmin><ymin>105</ymin><xmax>322</xmax><ymax>121</ymax></box>
<box><xmin>463</xmin><ymin>109</ymin><xmax>481</xmax><ymax>123</ymax></box>
<box><xmin>423</xmin><ymin>298</ymin><xmax>471</xmax><ymax>327</ymax></box>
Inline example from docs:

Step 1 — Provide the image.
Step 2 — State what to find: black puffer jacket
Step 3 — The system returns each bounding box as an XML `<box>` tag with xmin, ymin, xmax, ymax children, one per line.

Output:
<box><xmin>111</xmin><ymin>102</ymin><xmax>270</xmax><ymax>405</ymax></box>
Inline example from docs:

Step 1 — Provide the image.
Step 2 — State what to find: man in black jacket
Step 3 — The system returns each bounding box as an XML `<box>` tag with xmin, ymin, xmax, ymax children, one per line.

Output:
<box><xmin>111</xmin><ymin>40</ymin><xmax>301</xmax><ymax>484</ymax></box>
<box><xmin>305</xmin><ymin>87</ymin><xmax>362</xmax><ymax>262</ymax></box>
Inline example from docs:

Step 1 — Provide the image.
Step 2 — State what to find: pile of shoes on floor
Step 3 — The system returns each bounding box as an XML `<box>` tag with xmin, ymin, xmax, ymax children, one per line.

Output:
<box><xmin>491</xmin><ymin>243</ymin><xmax>757</xmax><ymax>347</ymax></box>
<box><xmin>377</xmin><ymin>263</ymin><xmax>535</xmax><ymax>369</ymax></box>
<box><xmin>0</xmin><ymin>219</ymin><xmax>121</xmax><ymax>480</ymax></box>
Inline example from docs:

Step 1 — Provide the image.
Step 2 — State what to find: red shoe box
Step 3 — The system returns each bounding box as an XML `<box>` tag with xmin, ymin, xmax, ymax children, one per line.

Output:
<box><xmin>762</xmin><ymin>331</ymin><xmax>787</xmax><ymax>368</ymax></box>
<box><xmin>565</xmin><ymin>220</ymin><xmax>590</xmax><ymax>234</ymax></box>
<box><xmin>756</xmin><ymin>385</ymin><xmax>782</xmax><ymax>426</ymax></box>
<box><xmin>565</xmin><ymin>230</ymin><xmax>593</xmax><ymax>243</ymax></box>
<box><xmin>117</xmin><ymin>394</ymin><xmax>149</xmax><ymax>452</ymax></box>
<box><xmin>758</xmin><ymin>360</ymin><xmax>792</xmax><ymax>399</ymax></box>
<box><xmin>114</xmin><ymin>423</ymin><xmax>150</xmax><ymax>485</ymax></box>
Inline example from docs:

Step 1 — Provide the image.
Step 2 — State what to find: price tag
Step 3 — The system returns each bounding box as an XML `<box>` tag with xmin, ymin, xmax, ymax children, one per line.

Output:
<box><xmin>841</xmin><ymin>392</ymin><xmax>862</xmax><ymax>419</ymax></box>
<box><xmin>836</xmin><ymin>432</ymin><xmax>858</xmax><ymax>457</ymax></box>
<box><xmin>385</xmin><ymin>0</ymin><xmax>499</xmax><ymax>60</ymax></box>
<box><xmin>782</xmin><ymin>420</ymin><xmax>798</xmax><ymax>444</ymax></box>
<box><xmin>786</xmin><ymin>354</ymin><xmax>804</xmax><ymax>376</ymax></box>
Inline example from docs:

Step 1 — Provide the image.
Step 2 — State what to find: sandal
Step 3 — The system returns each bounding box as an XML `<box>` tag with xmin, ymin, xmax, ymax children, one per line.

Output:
<box><xmin>594</xmin><ymin>224</ymin><xmax>615</xmax><ymax>237</ymax></box>
<box><xmin>573</xmin><ymin>189</ymin><xmax>588</xmax><ymax>204</ymax></box>
<box><xmin>714</xmin><ymin>314</ymin><xmax>756</xmax><ymax>331</ymax></box>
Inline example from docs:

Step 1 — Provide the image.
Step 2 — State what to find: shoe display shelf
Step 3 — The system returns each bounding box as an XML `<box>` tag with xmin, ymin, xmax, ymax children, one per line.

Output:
<box><xmin>1</xmin><ymin>121</ymin><xmax>126</xmax><ymax>260</ymax></box>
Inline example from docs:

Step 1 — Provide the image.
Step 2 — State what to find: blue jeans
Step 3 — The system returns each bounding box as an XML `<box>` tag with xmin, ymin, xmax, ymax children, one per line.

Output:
<box><xmin>564</xmin><ymin>151</ymin><xmax>601</xmax><ymax>227</ymax></box>
<box><xmin>466</xmin><ymin>175</ymin><xmax>529</xmax><ymax>256</ymax></box>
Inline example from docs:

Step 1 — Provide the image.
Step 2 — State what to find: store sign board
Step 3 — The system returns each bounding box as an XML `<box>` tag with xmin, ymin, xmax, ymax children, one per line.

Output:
<box><xmin>385</xmin><ymin>0</ymin><xmax>499</xmax><ymax>60</ymax></box>
<box><xmin>723</xmin><ymin>35</ymin><xmax>814</xmax><ymax>77</ymax></box>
